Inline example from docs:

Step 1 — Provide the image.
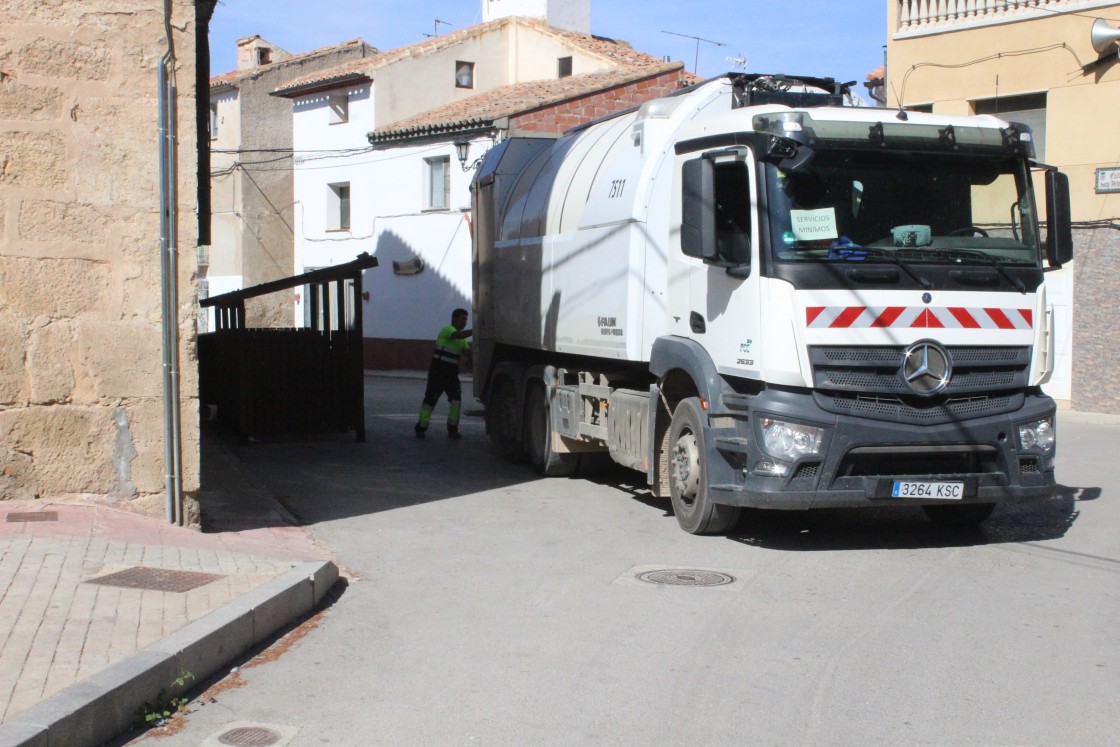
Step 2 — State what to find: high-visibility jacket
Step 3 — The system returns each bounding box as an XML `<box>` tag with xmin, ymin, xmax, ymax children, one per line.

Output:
<box><xmin>432</xmin><ymin>324</ymin><xmax>469</xmax><ymax>366</ymax></box>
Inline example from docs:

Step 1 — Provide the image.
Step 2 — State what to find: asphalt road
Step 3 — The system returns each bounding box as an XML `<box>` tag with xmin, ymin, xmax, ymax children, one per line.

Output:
<box><xmin>131</xmin><ymin>375</ymin><xmax>1119</xmax><ymax>746</ymax></box>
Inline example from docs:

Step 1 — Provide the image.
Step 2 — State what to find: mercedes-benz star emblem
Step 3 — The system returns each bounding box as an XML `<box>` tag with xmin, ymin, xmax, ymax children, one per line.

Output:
<box><xmin>902</xmin><ymin>341</ymin><xmax>952</xmax><ymax>395</ymax></box>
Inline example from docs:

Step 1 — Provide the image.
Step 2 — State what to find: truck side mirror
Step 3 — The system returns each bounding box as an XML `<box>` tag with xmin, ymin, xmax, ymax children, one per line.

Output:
<box><xmin>681</xmin><ymin>158</ymin><xmax>718</xmax><ymax>261</ymax></box>
<box><xmin>1045</xmin><ymin>169</ymin><xmax>1073</xmax><ymax>268</ymax></box>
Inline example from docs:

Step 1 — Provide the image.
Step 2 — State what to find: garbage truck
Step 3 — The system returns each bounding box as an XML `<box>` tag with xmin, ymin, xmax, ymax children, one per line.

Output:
<box><xmin>470</xmin><ymin>73</ymin><xmax>1073</xmax><ymax>534</ymax></box>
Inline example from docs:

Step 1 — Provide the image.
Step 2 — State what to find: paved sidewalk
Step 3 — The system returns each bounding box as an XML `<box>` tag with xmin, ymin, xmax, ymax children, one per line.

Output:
<box><xmin>0</xmin><ymin>437</ymin><xmax>336</xmax><ymax>746</ymax></box>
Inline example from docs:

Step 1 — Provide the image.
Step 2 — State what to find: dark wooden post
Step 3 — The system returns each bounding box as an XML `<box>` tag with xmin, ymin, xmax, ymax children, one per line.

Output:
<box><xmin>352</xmin><ymin>271</ymin><xmax>366</xmax><ymax>442</ymax></box>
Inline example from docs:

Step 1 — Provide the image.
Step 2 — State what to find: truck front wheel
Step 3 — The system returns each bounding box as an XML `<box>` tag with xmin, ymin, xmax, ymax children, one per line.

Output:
<box><xmin>527</xmin><ymin>382</ymin><xmax>579</xmax><ymax>477</ymax></box>
<box><xmin>668</xmin><ymin>398</ymin><xmax>741</xmax><ymax>535</ymax></box>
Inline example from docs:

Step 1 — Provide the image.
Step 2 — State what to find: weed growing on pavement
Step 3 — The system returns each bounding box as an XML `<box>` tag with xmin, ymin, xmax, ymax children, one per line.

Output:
<box><xmin>135</xmin><ymin>669</ymin><xmax>196</xmax><ymax>726</ymax></box>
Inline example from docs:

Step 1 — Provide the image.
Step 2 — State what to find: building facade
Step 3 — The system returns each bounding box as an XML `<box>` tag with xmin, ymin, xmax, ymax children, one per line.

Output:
<box><xmin>887</xmin><ymin>0</ymin><xmax>1120</xmax><ymax>412</ymax></box>
<box><xmin>207</xmin><ymin>36</ymin><xmax>376</xmax><ymax>329</ymax></box>
<box><xmin>274</xmin><ymin>8</ymin><xmax>692</xmax><ymax>369</ymax></box>
<box><xmin>1</xmin><ymin>0</ymin><xmax>205</xmax><ymax>519</ymax></box>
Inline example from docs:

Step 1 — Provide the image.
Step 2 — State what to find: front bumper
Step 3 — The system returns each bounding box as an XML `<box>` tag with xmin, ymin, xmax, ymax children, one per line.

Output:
<box><xmin>704</xmin><ymin>387</ymin><xmax>1057</xmax><ymax>510</ymax></box>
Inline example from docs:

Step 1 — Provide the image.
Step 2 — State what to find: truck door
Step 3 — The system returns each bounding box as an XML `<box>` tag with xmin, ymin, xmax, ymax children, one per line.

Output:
<box><xmin>681</xmin><ymin>149</ymin><xmax>763</xmax><ymax>380</ymax></box>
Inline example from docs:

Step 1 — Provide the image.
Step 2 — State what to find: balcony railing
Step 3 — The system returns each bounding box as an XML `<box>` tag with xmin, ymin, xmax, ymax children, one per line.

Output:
<box><xmin>897</xmin><ymin>0</ymin><xmax>1113</xmax><ymax>34</ymax></box>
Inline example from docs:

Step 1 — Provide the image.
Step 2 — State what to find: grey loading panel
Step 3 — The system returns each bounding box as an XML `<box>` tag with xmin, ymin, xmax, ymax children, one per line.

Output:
<box><xmin>553</xmin><ymin>381</ymin><xmax>649</xmax><ymax>471</ymax></box>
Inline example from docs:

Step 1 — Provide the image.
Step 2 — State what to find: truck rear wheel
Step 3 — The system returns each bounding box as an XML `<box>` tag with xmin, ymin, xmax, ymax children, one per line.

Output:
<box><xmin>527</xmin><ymin>382</ymin><xmax>579</xmax><ymax>477</ymax></box>
<box><xmin>487</xmin><ymin>378</ymin><xmax>526</xmax><ymax>463</ymax></box>
<box><xmin>668</xmin><ymin>398</ymin><xmax>741</xmax><ymax>535</ymax></box>
<box><xmin>921</xmin><ymin>502</ymin><xmax>995</xmax><ymax>525</ymax></box>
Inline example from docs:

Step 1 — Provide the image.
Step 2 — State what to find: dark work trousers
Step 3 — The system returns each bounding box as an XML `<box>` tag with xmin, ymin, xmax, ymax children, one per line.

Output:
<box><xmin>417</xmin><ymin>359</ymin><xmax>462</xmax><ymax>432</ymax></box>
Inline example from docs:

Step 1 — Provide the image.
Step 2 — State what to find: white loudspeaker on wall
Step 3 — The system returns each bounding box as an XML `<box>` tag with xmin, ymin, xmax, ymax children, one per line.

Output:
<box><xmin>1091</xmin><ymin>18</ymin><xmax>1120</xmax><ymax>56</ymax></box>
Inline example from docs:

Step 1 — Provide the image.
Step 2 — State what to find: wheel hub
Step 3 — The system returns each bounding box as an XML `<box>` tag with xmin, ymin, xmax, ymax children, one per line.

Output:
<box><xmin>671</xmin><ymin>431</ymin><xmax>700</xmax><ymax>502</ymax></box>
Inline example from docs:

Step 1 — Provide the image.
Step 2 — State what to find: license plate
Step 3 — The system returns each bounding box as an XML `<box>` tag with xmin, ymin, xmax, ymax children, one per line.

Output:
<box><xmin>892</xmin><ymin>481</ymin><xmax>964</xmax><ymax>499</ymax></box>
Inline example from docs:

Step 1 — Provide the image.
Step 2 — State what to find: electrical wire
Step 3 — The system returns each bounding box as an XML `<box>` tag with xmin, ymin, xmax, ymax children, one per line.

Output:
<box><xmin>211</xmin><ymin>146</ymin><xmax>373</xmax><ymax>154</ymax></box>
<box><xmin>210</xmin><ymin>142</ymin><xmax>450</xmax><ymax>176</ymax></box>
<box><xmin>898</xmin><ymin>43</ymin><xmax>1086</xmax><ymax>106</ymax></box>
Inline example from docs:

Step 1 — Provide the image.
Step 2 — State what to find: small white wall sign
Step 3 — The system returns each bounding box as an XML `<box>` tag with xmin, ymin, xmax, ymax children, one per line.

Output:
<box><xmin>1096</xmin><ymin>167</ymin><xmax>1120</xmax><ymax>194</ymax></box>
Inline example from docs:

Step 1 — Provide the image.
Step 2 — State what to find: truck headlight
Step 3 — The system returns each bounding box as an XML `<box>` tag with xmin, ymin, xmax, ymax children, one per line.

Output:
<box><xmin>1018</xmin><ymin>418</ymin><xmax>1055</xmax><ymax>452</ymax></box>
<box><xmin>759</xmin><ymin>418</ymin><xmax>824</xmax><ymax>462</ymax></box>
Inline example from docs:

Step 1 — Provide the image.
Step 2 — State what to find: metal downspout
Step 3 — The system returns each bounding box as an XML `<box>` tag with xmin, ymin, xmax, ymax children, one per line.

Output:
<box><xmin>158</xmin><ymin>0</ymin><xmax>183</xmax><ymax>525</ymax></box>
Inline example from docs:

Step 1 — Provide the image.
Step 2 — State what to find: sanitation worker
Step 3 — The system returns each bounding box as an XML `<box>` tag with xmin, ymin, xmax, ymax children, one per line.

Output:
<box><xmin>414</xmin><ymin>308</ymin><xmax>472</xmax><ymax>439</ymax></box>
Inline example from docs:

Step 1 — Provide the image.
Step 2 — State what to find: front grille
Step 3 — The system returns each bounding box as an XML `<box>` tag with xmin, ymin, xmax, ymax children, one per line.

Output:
<box><xmin>811</xmin><ymin>345</ymin><xmax>1031</xmax><ymax>398</ymax></box>
<box><xmin>817</xmin><ymin>391</ymin><xmax>1023</xmax><ymax>424</ymax></box>
<box><xmin>821</xmin><ymin>347</ymin><xmax>900</xmax><ymax>364</ymax></box>
<box><xmin>839</xmin><ymin>446</ymin><xmax>1000</xmax><ymax>478</ymax></box>
<box><xmin>793</xmin><ymin>462</ymin><xmax>819</xmax><ymax>479</ymax></box>
<box><xmin>822</xmin><ymin>370</ymin><xmax>1016</xmax><ymax>391</ymax></box>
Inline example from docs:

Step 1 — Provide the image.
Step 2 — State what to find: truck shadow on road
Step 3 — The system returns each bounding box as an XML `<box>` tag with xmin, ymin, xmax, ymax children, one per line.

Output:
<box><xmin>613</xmin><ymin>471</ymin><xmax>1090</xmax><ymax>551</ymax></box>
<box><xmin>727</xmin><ymin>489</ymin><xmax>1085</xmax><ymax>551</ymax></box>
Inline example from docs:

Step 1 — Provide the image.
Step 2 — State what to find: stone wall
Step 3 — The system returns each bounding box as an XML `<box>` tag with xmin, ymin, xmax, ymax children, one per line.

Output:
<box><xmin>0</xmin><ymin>0</ymin><xmax>200</xmax><ymax>519</ymax></box>
<box><xmin>1072</xmin><ymin>226</ymin><xmax>1120</xmax><ymax>414</ymax></box>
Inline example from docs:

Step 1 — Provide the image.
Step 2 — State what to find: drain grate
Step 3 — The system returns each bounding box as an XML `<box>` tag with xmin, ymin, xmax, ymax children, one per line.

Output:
<box><xmin>637</xmin><ymin>569</ymin><xmax>736</xmax><ymax>587</ymax></box>
<box><xmin>6</xmin><ymin>511</ymin><xmax>59</xmax><ymax>523</ymax></box>
<box><xmin>86</xmin><ymin>566</ymin><xmax>224</xmax><ymax>593</ymax></box>
<box><xmin>218</xmin><ymin>727</ymin><xmax>282</xmax><ymax>746</ymax></box>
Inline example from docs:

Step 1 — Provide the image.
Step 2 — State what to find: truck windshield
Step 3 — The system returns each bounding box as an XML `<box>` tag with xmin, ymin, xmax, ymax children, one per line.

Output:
<box><xmin>765</xmin><ymin>151</ymin><xmax>1041</xmax><ymax>266</ymax></box>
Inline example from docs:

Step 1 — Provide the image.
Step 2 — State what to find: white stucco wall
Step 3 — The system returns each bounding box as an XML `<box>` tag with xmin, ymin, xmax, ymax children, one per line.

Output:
<box><xmin>208</xmin><ymin>89</ymin><xmax>242</xmax><ymax>279</ymax></box>
<box><xmin>291</xmin><ymin>83</ymin><xmax>484</xmax><ymax>339</ymax></box>
<box><xmin>482</xmin><ymin>0</ymin><xmax>590</xmax><ymax>34</ymax></box>
<box><xmin>374</xmin><ymin>23</ymin><xmax>612</xmax><ymax>126</ymax></box>
<box><xmin>201</xmin><ymin>273</ymin><xmax>245</xmax><ymax>332</ymax></box>
<box><xmin>375</xmin><ymin>35</ymin><xmax>515</xmax><ymax>126</ymax></box>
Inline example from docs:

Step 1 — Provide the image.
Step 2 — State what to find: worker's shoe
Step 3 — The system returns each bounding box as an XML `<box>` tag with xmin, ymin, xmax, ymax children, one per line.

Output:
<box><xmin>414</xmin><ymin>423</ymin><xmax>426</xmax><ymax>438</ymax></box>
<box><xmin>447</xmin><ymin>427</ymin><xmax>462</xmax><ymax>440</ymax></box>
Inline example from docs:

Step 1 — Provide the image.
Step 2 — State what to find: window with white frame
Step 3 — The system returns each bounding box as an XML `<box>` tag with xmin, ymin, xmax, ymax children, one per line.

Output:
<box><xmin>327</xmin><ymin>182</ymin><xmax>350</xmax><ymax>230</ymax></box>
<box><xmin>425</xmin><ymin>156</ymin><xmax>450</xmax><ymax>210</ymax></box>
<box><xmin>209</xmin><ymin>101</ymin><xmax>219</xmax><ymax>139</ymax></box>
<box><xmin>329</xmin><ymin>92</ymin><xmax>349</xmax><ymax>124</ymax></box>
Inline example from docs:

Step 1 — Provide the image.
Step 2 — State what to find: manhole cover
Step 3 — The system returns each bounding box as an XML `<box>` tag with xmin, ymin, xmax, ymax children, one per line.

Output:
<box><xmin>86</xmin><ymin>567</ymin><xmax>224</xmax><ymax>593</ymax></box>
<box><xmin>218</xmin><ymin>727</ymin><xmax>281</xmax><ymax>746</ymax></box>
<box><xmin>6</xmin><ymin>511</ymin><xmax>59</xmax><ymax>523</ymax></box>
<box><xmin>637</xmin><ymin>569</ymin><xmax>735</xmax><ymax>587</ymax></box>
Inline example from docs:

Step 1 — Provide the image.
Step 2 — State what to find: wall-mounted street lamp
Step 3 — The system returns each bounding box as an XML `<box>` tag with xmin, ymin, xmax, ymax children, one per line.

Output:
<box><xmin>454</xmin><ymin>139</ymin><xmax>485</xmax><ymax>172</ymax></box>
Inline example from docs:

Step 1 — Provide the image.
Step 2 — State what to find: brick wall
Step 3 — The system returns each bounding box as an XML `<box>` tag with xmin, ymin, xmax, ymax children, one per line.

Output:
<box><xmin>1072</xmin><ymin>227</ymin><xmax>1120</xmax><ymax>414</ymax></box>
<box><xmin>0</xmin><ymin>1</ymin><xmax>200</xmax><ymax>518</ymax></box>
<box><xmin>511</xmin><ymin>71</ymin><xmax>690</xmax><ymax>133</ymax></box>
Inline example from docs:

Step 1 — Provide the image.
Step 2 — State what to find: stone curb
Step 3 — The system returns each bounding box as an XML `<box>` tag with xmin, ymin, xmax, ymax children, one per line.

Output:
<box><xmin>0</xmin><ymin>560</ymin><xmax>339</xmax><ymax>747</ymax></box>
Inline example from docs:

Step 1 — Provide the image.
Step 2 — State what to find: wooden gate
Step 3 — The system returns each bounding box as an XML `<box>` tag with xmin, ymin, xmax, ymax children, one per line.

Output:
<box><xmin>199</xmin><ymin>253</ymin><xmax>378</xmax><ymax>442</ymax></box>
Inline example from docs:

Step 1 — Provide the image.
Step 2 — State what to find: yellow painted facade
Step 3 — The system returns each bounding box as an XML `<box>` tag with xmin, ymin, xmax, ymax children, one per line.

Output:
<box><xmin>887</xmin><ymin>0</ymin><xmax>1120</xmax><ymax>222</ymax></box>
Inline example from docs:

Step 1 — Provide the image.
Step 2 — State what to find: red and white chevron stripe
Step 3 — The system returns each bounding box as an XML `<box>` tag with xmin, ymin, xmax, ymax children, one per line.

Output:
<box><xmin>805</xmin><ymin>306</ymin><xmax>1033</xmax><ymax>330</ymax></box>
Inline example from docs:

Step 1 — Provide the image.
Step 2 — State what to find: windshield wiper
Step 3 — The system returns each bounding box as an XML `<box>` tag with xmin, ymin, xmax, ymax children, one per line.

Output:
<box><xmin>929</xmin><ymin>248</ymin><xmax>1027</xmax><ymax>293</ymax></box>
<box><xmin>860</xmin><ymin>248</ymin><xmax>932</xmax><ymax>289</ymax></box>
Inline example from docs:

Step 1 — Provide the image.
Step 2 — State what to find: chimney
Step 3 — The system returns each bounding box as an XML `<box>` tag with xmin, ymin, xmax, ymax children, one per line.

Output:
<box><xmin>482</xmin><ymin>0</ymin><xmax>591</xmax><ymax>35</ymax></box>
<box><xmin>236</xmin><ymin>36</ymin><xmax>289</xmax><ymax>71</ymax></box>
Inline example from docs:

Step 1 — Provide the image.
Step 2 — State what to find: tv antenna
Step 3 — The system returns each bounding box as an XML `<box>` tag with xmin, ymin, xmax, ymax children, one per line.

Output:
<box><xmin>726</xmin><ymin>52</ymin><xmax>748</xmax><ymax>71</ymax></box>
<box><xmin>423</xmin><ymin>18</ymin><xmax>453</xmax><ymax>37</ymax></box>
<box><xmin>661</xmin><ymin>29</ymin><xmax>726</xmax><ymax>74</ymax></box>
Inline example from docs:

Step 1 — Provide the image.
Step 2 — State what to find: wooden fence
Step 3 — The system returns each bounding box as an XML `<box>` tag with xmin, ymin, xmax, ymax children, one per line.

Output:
<box><xmin>199</xmin><ymin>253</ymin><xmax>378</xmax><ymax>442</ymax></box>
